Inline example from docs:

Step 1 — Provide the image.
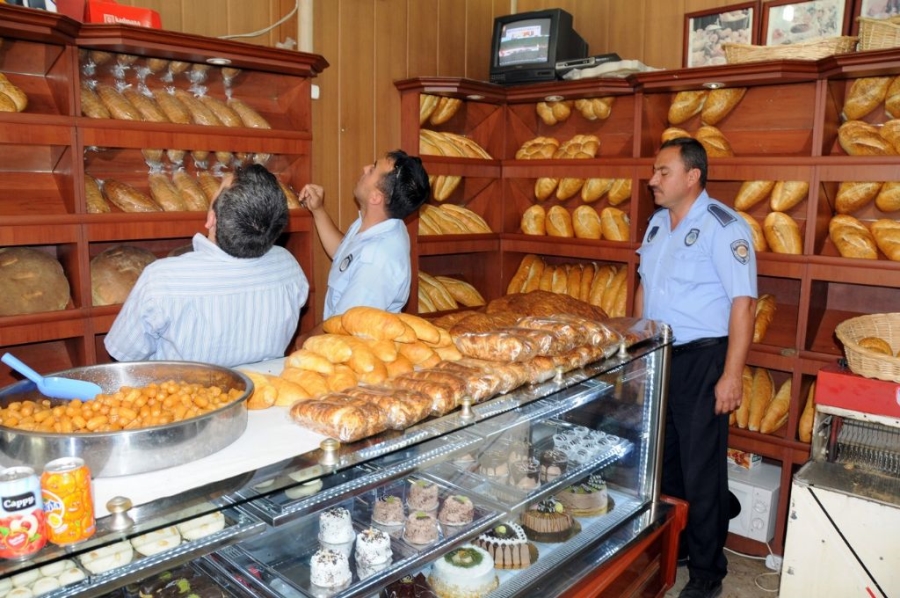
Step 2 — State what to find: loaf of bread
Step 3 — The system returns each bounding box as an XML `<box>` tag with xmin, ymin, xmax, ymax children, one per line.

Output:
<box><xmin>734</xmin><ymin>180</ymin><xmax>774</xmax><ymax>211</ymax></box>
<box><xmin>753</xmin><ymin>293</ymin><xmax>776</xmax><ymax>343</ymax></box>
<box><xmin>798</xmin><ymin>382</ymin><xmax>816</xmax><ymax>443</ymax></box>
<box><xmin>770</xmin><ymin>181</ymin><xmax>809</xmax><ymax>212</ymax></box>
<box><xmin>80</xmin><ymin>82</ymin><xmax>111</xmax><ymax>119</ymax></box>
<box><xmin>580</xmin><ymin>178</ymin><xmax>613</xmax><ymax>203</ymax></box>
<box><xmin>290</xmin><ymin>394</ymin><xmax>387</xmax><ymax>442</ymax></box>
<box><xmin>419</xmin><ymin>271</ymin><xmax>459</xmax><ymax>311</ymax></box>
<box><xmin>430</xmin><ymin>97</ymin><xmax>462</xmax><ymax>125</ymax></box>
<box><xmin>607</xmin><ymin>179</ymin><xmax>632</xmax><ymax>206</ymax></box>
<box><xmin>763</xmin><ymin>211</ymin><xmax>803</xmax><ymax>255</ymax></box>
<box><xmin>267</xmin><ymin>375</ymin><xmax>312</xmax><ymax>406</ymax></box>
<box><xmin>227</xmin><ymin>97</ymin><xmax>272</xmax><ymax>129</ymax></box>
<box><xmin>748</xmin><ymin>367</ymin><xmax>774</xmax><ymax>432</ymax></box>
<box><xmin>574</xmin><ymin>97</ymin><xmax>614</xmax><ymax>121</ymax></box>
<box><xmin>760</xmin><ymin>378</ymin><xmax>791</xmax><ymax>434</ymax></box>
<box><xmin>696</xmin><ymin>125</ymin><xmax>734</xmax><ymax>158</ymax></box>
<box><xmin>240</xmin><ymin>371</ymin><xmax>278</xmax><ymax>410</ymax></box>
<box><xmin>90</xmin><ymin>245</ymin><xmax>156</xmax><ymax>306</ymax></box>
<box><xmin>172</xmin><ymin>170</ymin><xmax>209</xmax><ymax>211</ymax></box>
<box><xmin>668</xmin><ymin>90</ymin><xmax>707</xmax><ymax>125</ymax></box>
<box><xmin>553</xmin><ymin>134</ymin><xmax>601</xmax><ymax>159</ymax></box>
<box><xmin>600</xmin><ymin>207</ymin><xmax>630</xmax><ymax>241</ymax></box>
<box><xmin>701</xmin><ymin>87</ymin><xmax>746</xmax><ymax>126</ymax></box>
<box><xmin>0</xmin><ymin>247</ymin><xmax>71</xmax><ymax>316</ymax></box>
<box><xmin>534</xmin><ymin>177</ymin><xmax>559</xmax><ymax>201</ymax></box>
<box><xmin>556</xmin><ymin>177</ymin><xmax>585</xmax><ymax>200</ymax></box>
<box><xmin>96</xmin><ymin>84</ymin><xmax>141</xmax><ymax>120</ymax></box>
<box><xmin>104</xmin><ymin>180</ymin><xmax>161</xmax><ymax>213</ymax></box>
<box><xmin>280</xmin><ymin>367</ymin><xmax>329</xmax><ymax>397</ymax></box>
<box><xmin>735</xmin><ymin>366</ymin><xmax>753</xmax><ymax>429</ymax></box>
<box><xmin>661</xmin><ymin>127</ymin><xmax>692</xmax><ymax>143</ymax></box>
<box><xmin>546</xmin><ymin>205</ymin><xmax>574</xmax><ymax>237</ymax></box>
<box><xmin>738</xmin><ymin>211</ymin><xmax>767</xmax><ymax>252</ymax></box>
<box><xmin>872</xmin><ymin>218</ymin><xmax>900</xmax><ymax>260</ymax></box>
<box><xmin>840</xmin><ymin>120</ymin><xmax>895</xmax><ymax>156</ymax></box>
<box><xmin>148</xmin><ymin>173</ymin><xmax>187</xmax><ymax>212</ymax></box>
<box><xmin>84</xmin><ymin>174</ymin><xmax>111</xmax><ymax>213</ymax></box>
<box><xmin>536</xmin><ymin>100</ymin><xmax>573</xmax><ymax>125</ymax></box>
<box><xmin>573</xmin><ymin>205</ymin><xmax>602</xmax><ymax>239</ymax></box>
<box><xmin>829</xmin><ymin>215</ymin><xmax>878</xmax><ymax>260</ymax></box>
<box><xmin>438</xmin><ymin>203</ymin><xmax>491</xmax><ymax>233</ymax></box>
<box><xmin>285</xmin><ymin>348</ymin><xmax>337</xmax><ymax>375</ymax></box>
<box><xmin>521</xmin><ymin>204</ymin><xmax>546</xmax><ymax>235</ymax></box>
<box><xmin>433</xmin><ymin>276</ymin><xmax>485</xmax><ymax>308</ymax></box>
<box><xmin>516</xmin><ymin>136</ymin><xmax>560</xmax><ymax>160</ymax></box>
<box><xmin>880</xmin><ymin>118</ymin><xmax>900</xmax><ymax>154</ymax></box>
<box><xmin>420</xmin><ymin>93</ymin><xmax>439</xmax><ymax>125</ymax></box>
<box><xmin>506</xmin><ymin>254</ymin><xmax>541</xmax><ymax>294</ymax></box>
<box><xmin>857</xmin><ymin>335</ymin><xmax>893</xmax><ymax>355</ymax></box>
<box><xmin>836</xmin><ymin>181</ymin><xmax>881</xmax><ymax>214</ymax></box>
<box><xmin>121</xmin><ymin>88</ymin><xmax>169</xmax><ymax>123</ymax></box>
<box><xmin>876</xmin><ymin>181</ymin><xmax>900</xmax><ymax>212</ymax></box>
<box><xmin>341</xmin><ymin>385</ymin><xmax>431</xmax><ymax>429</ymax></box>
<box><xmin>441</xmin><ymin>132</ymin><xmax>492</xmax><ymax>159</ymax></box>
<box><xmin>453</xmin><ymin>330</ymin><xmax>539</xmax><ymax>363</ymax></box>
<box><xmin>842</xmin><ymin>76</ymin><xmax>891</xmax><ymax>121</ymax></box>
<box><xmin>430</xmin><ymin>175</ymin><xmax>461</xmax><ymax>202</ymax></box>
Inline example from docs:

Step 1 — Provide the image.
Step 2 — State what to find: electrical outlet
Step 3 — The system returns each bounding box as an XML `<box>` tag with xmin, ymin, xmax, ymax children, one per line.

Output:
<box><xmin>765</xmin><ymin>554</ymin><xmax>783</xmax><ymax>572</ymax></box>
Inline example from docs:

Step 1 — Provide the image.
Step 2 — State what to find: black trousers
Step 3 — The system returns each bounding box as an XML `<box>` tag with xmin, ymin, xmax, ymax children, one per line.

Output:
<box><xmin>663</xmin><ymin>339</ymin><xmax>730</xmax><ymax>582</ymax></box>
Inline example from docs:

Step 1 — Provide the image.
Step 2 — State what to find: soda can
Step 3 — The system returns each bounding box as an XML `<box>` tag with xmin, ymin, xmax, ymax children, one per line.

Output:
<box><xmin>0</xmin><ymin>466</ymin><xmax>47</xmax><ymax>560</ymax></box>
<box><xmin>41</xmin><ymin>457</ymin><xmax>96</xmax><ymax>546</ymax></box>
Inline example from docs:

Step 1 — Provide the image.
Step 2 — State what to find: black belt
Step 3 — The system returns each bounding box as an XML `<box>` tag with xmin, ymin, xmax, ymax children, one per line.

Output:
<box><xmin>673</xmin><ymin>336</ymin><xmax>728</xmax><ymax>355</ymax></box>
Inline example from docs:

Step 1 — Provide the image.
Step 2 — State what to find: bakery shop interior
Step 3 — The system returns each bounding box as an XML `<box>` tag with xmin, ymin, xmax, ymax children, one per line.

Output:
<box><xmin>2</xmin><ymin>0</ymin><xmax>900</xmax><ymax>597</ymax></box>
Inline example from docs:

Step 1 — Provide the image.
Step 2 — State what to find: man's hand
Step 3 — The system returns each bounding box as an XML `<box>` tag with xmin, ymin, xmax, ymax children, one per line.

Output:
<box><xmin>299</xmin><ymin>184</ymin><xmax>324</xmax><ymax>212</ymax></box>
<box><xmin>714</xmin><ymin>370</ymin><xmax>743</xmax><ymax>415</ymax></box>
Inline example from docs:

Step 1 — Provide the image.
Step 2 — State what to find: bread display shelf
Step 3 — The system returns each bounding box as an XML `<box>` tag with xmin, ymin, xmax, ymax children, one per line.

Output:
<box><xmin>418</xmin><ymin>235</ymin><xmax>500</xmax><ymax>256</ymax></box>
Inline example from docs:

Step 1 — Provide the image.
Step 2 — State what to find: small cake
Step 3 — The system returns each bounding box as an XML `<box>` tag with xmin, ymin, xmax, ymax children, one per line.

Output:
<box><xmin>407</xmin><ymin>479</ymin><xmax>439</xmax><ymax>512</ymax></box>
<box><xmin>520</xmin><ymin>498</ymin><xmax>575</xmax><ymax>543</ymax></box>
<box><xmin>539</xmin><ymin>449</ymin><xmax>568</xmax><ymax>482</ymax></box>
<box><xmin>402</xmin><ymin>511</ymin><xmax>439</xmax><ymax>545</ymax></box>
<box><xmin>556</xmin><ymin>474</ymin><xmax>609</xmax><ymax>516</ymax></box>
<box><xmin>478</xmin><ymin>449</ymin><xmax>509</xmax><ymax>483</ymax></box>
<box><xmin>372</xmin><ymin>495</ymin><xmax>405</xmax><ymax>526</ymax></box>
<box><xmin>319</xmin><ymin>507</ymin><xmax>356</xmax><ymax>544</ymax></box>
<box><xmin>355</xmin><ymin>527</ymin><xmax>392</xmax><ymax>569</ymax></box>
<box><xmin>380</xmin><ymin>573</ymin><xmax>437</xmax><ymax>598</ymax></box>
<box><xmin>508</xmin><ymin>458</ymin><xmax>540</xmax><ymax>489</ymax></box>
<box><xmin>437</xmin><ymin>495</ymin><xmax>474</xmax><ymax>527</ymax></box>
<box><xmin>428</xmin><ymin>545</ymin><xmax>499</xmax><ymax>598</ymax></box>
<box><xmin>310</xmin><ymin>548</ymin><xmax>351</xmax><ymax>589</ymax></box>
<box><xmin>474</xmin><ymin>521</ymin><xmax>534</xmax><ymax>570</ymax></box>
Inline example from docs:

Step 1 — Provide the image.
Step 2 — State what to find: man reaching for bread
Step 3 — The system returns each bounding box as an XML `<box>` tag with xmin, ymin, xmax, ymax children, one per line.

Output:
<box><xmin>105</xmin><ymin>165</ymin><xmax>309</xmax><ymax>367</ymax></box>
<box><xmin>300</xmin><ymin>149</ymin><xmax>430</xmax><ymax>324</ymax></box>
<box><xmin>635</xmin><ymin>137</ymin><xmax>757</xmax><ymax>598</ymax></box>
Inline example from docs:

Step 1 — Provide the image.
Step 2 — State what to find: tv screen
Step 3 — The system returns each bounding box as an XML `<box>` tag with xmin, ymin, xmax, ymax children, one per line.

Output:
<box><xmin>497</xmin><ymin>17</ymin><xmax>552</xmax><ymax>67</ymax></box>
<box><xmin>489</xmin><ymin>9</ymin><xmax>587</xmax><ymax>85</ymax></box>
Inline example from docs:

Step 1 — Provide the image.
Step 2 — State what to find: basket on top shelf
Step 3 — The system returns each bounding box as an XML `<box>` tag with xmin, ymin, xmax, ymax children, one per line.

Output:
<box><xmin>723</xmin><ymin>36</ymin><xmax>857</xmax><ymax>64</ymax></box>
<box><xmin>835</xmin><ymin>313</ymin><xmax>900</xmax><ymax>383</ymax></box>
<box><xmin>858</xmin><ymin>16</ymin><xmax>900</xmax><ymax>51</ymax></box>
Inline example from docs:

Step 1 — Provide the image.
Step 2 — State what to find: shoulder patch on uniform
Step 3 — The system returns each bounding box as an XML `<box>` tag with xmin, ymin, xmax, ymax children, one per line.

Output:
<box><xmin>731</xmin><ymin>239</ymin><xmax>750</xmax><ymax>264</ymax></box>
<box><xmin>708</xmin><ymin>204</ymin><xmax>736</xmax><ymax>227</ymax></box>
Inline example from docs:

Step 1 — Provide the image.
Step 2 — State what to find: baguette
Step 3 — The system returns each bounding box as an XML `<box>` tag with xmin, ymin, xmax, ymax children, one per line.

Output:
<box><xmin>104</xmin><ymin>180</ymin><xmax>161</xmax><ymax>213</ymax></box>
<box><xmin>200</xmin><ymin>171</ymin><xmax>224</xmax><ymax>203</ymax></box>
<box><xmin>173</xmin><ymin>89</ymin><xmax>223</xmax><ymax>126</ymax></box>
<box><xmin>734</xmin><ymin>180</ymin><xmax>775</xmax><ymax>211</ymax></box>
<box><xmin>507</xmin><ymin>254</ymin><xmax>539</xmax><ymax>294</ymax></box>
<box><xmin>148</xmin><ymin>173</ymin><xmax>187</xmax><ymax>212</ymax></box>
<box><xmin>85</xmin><ymin>174</ymin><xmax>111</xmax><ymax>214</ymax></box>
<box><xmin>760</xmin><ymin>378</ymin><xmax>791</xmax><ymax>434</ymax></box>
<box><xmin>172</xmin><ymin>170</ymin><xmax>210</xmax><ymax>211</ymax></box>
<box><xmin>430</xmin><ymin>97</ymin><xmax>462</xmax><ymax>125</ymax></box>
<box><xmin>668</xmin><ymin>90</ymin><xmax>707</xmax><ymax>125</ymax></box>
<box><xmin>763</xmin><ymin>211</ymin><xmax>803</xmax><ymax>255</ymax></box>
<box><xmin>798</xmin><ymin>382</ymin><xmax>816</xmax><ymax>443</ymax></box>
<box><xmin>735</xmin><ymin>365</ymin><xmax>753</xmax><ymax>429</ymax></box>
<box><xmin>80</xmin><ymin>82</ymin><xmax>111</xmax><ymax>119</ymax></box>
<box><xmin>695</xmin><ymin>125</ymin><xmax>734</xmax><ymax>158</ymax></box>
<box><xmin>121</xmin><ymin>88</ymin><xmax>169</xmax><ymax>123</ymax></box>
<box><xmin>546</xmin><ymin>205</ymin><xmax>574</xmax><ymax>237</ymax></box>
<box><xmin>227</xmin><ymin>97</ymin><xmax>272</xmax><ymax>129</ymax></box>
<box><xmin>420</xmin><ymin>93</ymin><xmax>439</xmax><ymax>125</ymax></box>
<box><xmin>701</xmin><ymin>87</ymin><xmax>746</xmax><ymax>126</ymax></box>
<box><xmin>550</xmin><ymin>265</ymin><xmax>568</xmax><ymax>295</ymax></box>
<box><xmin>842</xmin><ymin>76</ymin><xmax>891</xmax><ymax>121</ymax></box>
<box><xmin>341</xmin><ymin>305</ymin><xmax>415</xmax><ymax>342</ymax></box>
<box><xmin>396</xmin><ymin>312</ymin><xmax>443</xmax><ymax>344</ymax></box>
<box><xmin>439</xmin><ymin>203</ymin><xmax>491</xmax><ymax>233</ymax></box>
<box><xmin>153</xmin><ymin>89</ymin><xmax>192</xmax><ymax>124</ymax></box>
<box><xmin>200</xmin><ymin>95</ymin><xmax>244</xmax><ymax>127</ymax></box>
<box><xmin>753</xmin><ymin>293</ymin><xmax>776</xmax><ymax>343</ymax></box>
<box><xmin>748</xmin><ymin>367</ymin><xmax>774</xmax><ymax>432</ymax></box>
<box><xmin>521</xmin><ymin>204</ymin><xmax>546</xmax><ymax>235</ymax></box>
<box><xmin>434</xmin><ymin>276</ymin><xmax>485</xmax><ymax>307</ymax></box>
<box><xmin>97</xmin><ymin>84</ymin><xmax>141</xmax><ymax>121</ymax></box>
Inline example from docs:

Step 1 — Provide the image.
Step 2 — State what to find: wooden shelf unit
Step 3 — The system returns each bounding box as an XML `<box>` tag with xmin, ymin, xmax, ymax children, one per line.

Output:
<box><xmin>0</xmin><ymin>5</ymin><xmax>327</xmax><ymax>386</ymax></box>
<box><xmin>397</xmin><ymin>51</ymin><xmax>900</xmax><ymax>552</ymax></box>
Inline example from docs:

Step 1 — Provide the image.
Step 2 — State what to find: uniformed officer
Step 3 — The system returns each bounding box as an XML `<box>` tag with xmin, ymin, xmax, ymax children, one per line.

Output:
<box><xmin>300</xmin><ymin>150</ymin><xmax>430</xmax><ymax>324</ymax></box>
<box><xmin>634</xmin><ymin>137</ymin><xmax>757</xmax><ymax>598</ymax></box>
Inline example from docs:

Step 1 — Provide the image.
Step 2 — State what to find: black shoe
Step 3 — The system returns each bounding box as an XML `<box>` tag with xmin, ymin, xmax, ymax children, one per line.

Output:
<box><xmin>678</xmin><ymin>578</ymin><xmax>722</xmax><ymax>598</ymax></box>
<box><xmin>677</xmin><ymin>555</ymin><xmax>689</xmax><ymax>567</ymax></box>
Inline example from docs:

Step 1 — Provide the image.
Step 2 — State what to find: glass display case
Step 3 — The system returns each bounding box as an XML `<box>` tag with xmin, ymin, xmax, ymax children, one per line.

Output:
<box><xmin>0</xmin><ymin>322</ymin><xmax>674</xmax><ymax>597</ymax></box>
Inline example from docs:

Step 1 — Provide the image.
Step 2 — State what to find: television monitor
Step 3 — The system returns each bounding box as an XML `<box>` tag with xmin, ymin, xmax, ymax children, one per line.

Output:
<box><xmin>489</xmin><ymin>8</ymin><xmax>588</xmax><ymax>85</ymax></box>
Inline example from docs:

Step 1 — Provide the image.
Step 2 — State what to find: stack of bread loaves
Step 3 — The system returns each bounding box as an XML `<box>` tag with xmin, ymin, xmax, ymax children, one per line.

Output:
<box><xmin>733</xmin><ymin>180</ymin><xmax>807</xmax><ymax>255</ymax></box>
<box><xmin>505</xmin><ymin>255</ymin><xmax>628</xmax><ymax>318</ymax></box>
<box><xmin>535</xmin><ymin>97</ymin><xmax>615</xmax><ymax>125</ymax></box>
<box><xmin>418</xmin><ymin>204</ymin><xmax>492</xmax><ymax>236</ymax></box>
<box><xmin>730</xmin><ymin>366</ymin><xmax>792</xmax><ymax>435</ymax></box>
<box><xmin>418</xmin><ymin>271</ymin><xmax>485</xmax><ymax>313</ymax></box>
<box><xmin>520</xmin><ymin>204</ymin><xmax>629</xmax><ymax>241</ymax></box>
<box><xmin>528</xmin><ymin>134</ymin><xmax>601</xmax><ymax>201</ymax></box>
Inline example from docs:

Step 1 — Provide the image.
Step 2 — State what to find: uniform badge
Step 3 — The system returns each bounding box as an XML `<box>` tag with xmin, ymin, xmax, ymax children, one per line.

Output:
<box><xmin>647</xmin><ymin>225</ymin><xmax>659</xmax><ymax>243</ymax></box>
<box><xmin>685</xmin><ymin>228</ymin><xmax>700</xmax><ymax>246</ymax></box>
<box><xmin>731</xmin><ymin>240</ymin><xmax>750</xmax><ymax>264</ymax></box>
<box><xmin>339</xmin><ymin>253</ymin><xmax>353</xmax><ymax>272</ymax></box>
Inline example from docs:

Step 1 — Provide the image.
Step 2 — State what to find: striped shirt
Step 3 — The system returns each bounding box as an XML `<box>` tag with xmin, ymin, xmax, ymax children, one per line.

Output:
<box><xmin>105</xmin><ymin>234</ymin><xmax>309</xmax><ymax>367</ymax></box>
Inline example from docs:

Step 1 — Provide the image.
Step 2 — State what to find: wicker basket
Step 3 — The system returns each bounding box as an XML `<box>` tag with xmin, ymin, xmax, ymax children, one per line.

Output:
<box><xmin>858</xmin><ymin>16</ymin><xmax>900</xmax><ymax>51</ymax></box>
<box><xmin>834</xmin><ymin>313</ymin><xmax>900</xmax><ymax>383</ymax></box>
<box><xmin>724</xmin><ymin>36</ymin><xmax>858</xmax><ymax>64</ymax></box>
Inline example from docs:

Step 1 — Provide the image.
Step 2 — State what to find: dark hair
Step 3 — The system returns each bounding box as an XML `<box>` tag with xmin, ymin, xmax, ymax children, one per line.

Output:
<box><xmin>660</xmin><ymin>137</ymin><xmax>708</xmax><ymax>188</ymax></box>
<box><xmin>379</xmin><ymin>150</ymin><xmax>430</xmax><ymax>219</ymax></box>
<box><xmin>213</xmin><ymin>164</ymin><xmax>288</xmax><ymax>258</ymax></box>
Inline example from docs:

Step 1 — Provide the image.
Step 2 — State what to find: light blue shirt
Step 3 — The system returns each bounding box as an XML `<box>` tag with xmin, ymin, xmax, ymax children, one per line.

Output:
<box><xmin>105</xmin><ymin>233</ymin><xmax>309</xmax><ymax>367</ymax></box>
<box><xmin>324</xmin><ymin>216</ymin><xmax>411</xmax><ymax>320</ymax></box>
<box><xmin>637</xmin><ymin>191</ymin><xmax>757</xmax><ymax>344</ymax></box>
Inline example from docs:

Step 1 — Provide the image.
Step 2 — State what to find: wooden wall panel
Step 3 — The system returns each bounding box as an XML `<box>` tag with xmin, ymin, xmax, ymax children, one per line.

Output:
<box><xmin>438</xmin><ymin>0</ymin><xmax>469</xmax><ymax>76</ymax></box>
<box><xmin>408</xmin><ymin>0</ymin><xmax>440</xmax><ymax>77</ymax></box>
<box><xmin>375</xmin><ymin>0</ymin><xmax>409</xmax><ymax>163</ymax></box>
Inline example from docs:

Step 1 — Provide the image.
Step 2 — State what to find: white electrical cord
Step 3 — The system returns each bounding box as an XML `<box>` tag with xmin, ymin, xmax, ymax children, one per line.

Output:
<box><xmin>218</xmin><ymin>0</ymin><xmax>301</xmax><ymax>40</ymax></box>
<box><xmin>723</xmin><ymin>542</ymin><xmax>781</xmax><ymax>593</ymax></box>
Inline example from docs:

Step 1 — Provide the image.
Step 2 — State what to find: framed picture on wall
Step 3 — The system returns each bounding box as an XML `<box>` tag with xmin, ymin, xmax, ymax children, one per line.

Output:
<box><xmin>855</xmin><ymin>0</ymin><xmax>900</xmax><ymax>19</ymax></box>
<box><xmin>763</xmin><ymin>0</ymin><xmax>852</xmax><ymax>45</ymax></box>
<box><xmin>684</xmin><ymin>2</ymin><xmax>760</xmax><ymax>67</ymax></box>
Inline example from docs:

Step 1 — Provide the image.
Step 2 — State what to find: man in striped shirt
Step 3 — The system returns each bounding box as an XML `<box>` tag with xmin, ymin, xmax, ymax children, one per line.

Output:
<box><xmin>105</xmin><ymin>165</ymin><xmax>309</xmax><ymax>368</ymax></box>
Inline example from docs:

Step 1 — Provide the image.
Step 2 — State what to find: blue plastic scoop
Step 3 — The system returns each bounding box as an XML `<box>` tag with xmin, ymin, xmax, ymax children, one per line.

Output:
<box><xmin>2</xmin><ymin>353</ymin><xmax>103</xmax><ymax>400</ymax></box>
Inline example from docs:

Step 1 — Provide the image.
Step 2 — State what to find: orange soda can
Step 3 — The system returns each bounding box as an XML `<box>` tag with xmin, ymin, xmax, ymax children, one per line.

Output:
<box><xmin>41</xmin><ymin>457</ymin><xmax>96</xmax><ymax>546</ymax></box>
